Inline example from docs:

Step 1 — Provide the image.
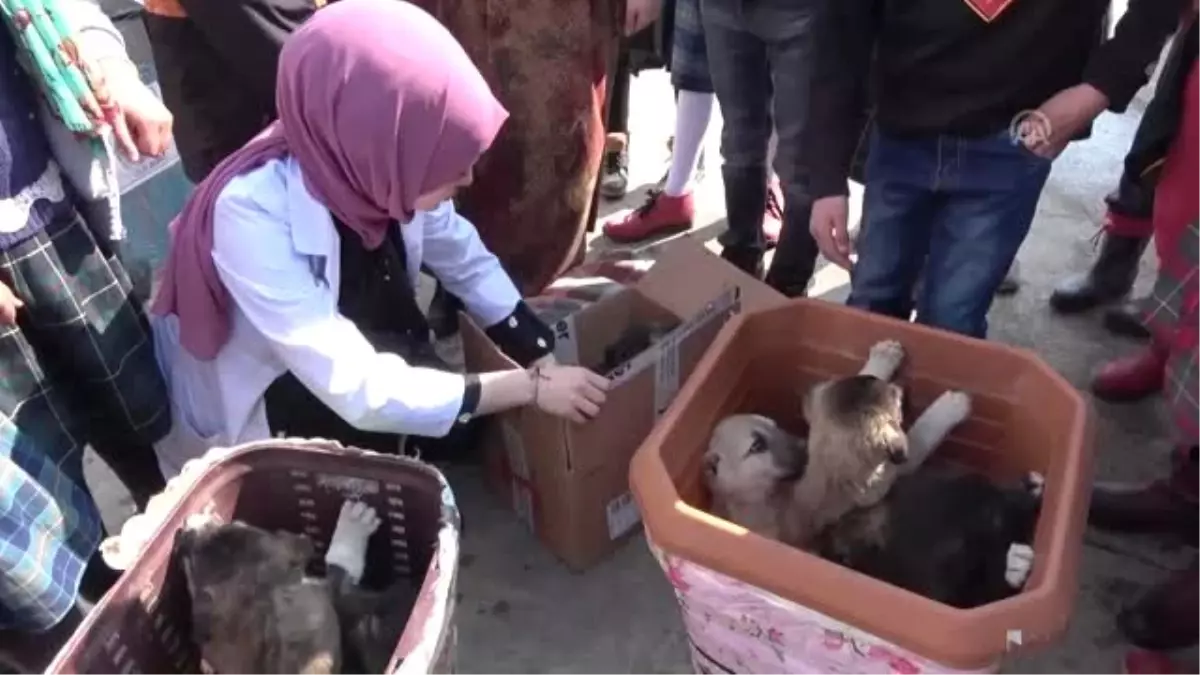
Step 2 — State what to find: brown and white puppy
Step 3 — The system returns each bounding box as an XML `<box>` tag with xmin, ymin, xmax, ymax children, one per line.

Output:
<box><xmin>706</xmin><ymin>340</ymin><xmax>970</xmax><ymax>547</ymax></box>
<box><xmin>175</xmin><ymin>516</ymin><xmax>342</xmax><ymax>674</ymax></box>
<box><xmin>176</xmin><ymin>501</ymin><xmax>417</xmax><ymax>675</ymax></box>
<box><xmin>703</xmin><ymin>340</ymin><xmax>1041</xmax><ymax>608</ymax></box>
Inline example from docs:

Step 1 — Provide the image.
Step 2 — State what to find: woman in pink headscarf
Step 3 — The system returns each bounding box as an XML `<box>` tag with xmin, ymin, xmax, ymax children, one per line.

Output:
<box><xmin>148</xmin><ymin>0</ymin><xmax>609</xmax><ymax>475</ymax></box>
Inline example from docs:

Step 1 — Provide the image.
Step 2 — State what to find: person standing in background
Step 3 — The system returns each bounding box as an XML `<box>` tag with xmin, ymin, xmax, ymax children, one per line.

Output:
<box><xmin>806</xmin><ymin>0</ymin><xmax>1183</xmax><ymax>339</ymax></box>
<box><xmin>600</xmin><ymin>0</ymin><xmax>786</xmax><ymax>250</ymax></box>
<box><xmin>699</xmin><ymin>0</ymin><xmax>822</xmax><ymax>297</ymax></box>
<box><xmin>0</xmin><ymin>0</ymin><xmax>175</xmax><ymax>668</ymax></box>
<box><xmin>141</xmin><ymin>0</ymin><xmax>323</xmax><ymax>183</ymax></box>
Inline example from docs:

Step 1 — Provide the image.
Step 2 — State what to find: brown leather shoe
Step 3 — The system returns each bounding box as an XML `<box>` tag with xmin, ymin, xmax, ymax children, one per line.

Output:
<box><xmin>1089</xmin><ymin>448</ymin><xmax>1199</xmax><ymax>544</ymax></box>
<box><xmin>1118</xmin><ymin>558</ymin><xmax>1199</xmax><ymax>652</ymax></box>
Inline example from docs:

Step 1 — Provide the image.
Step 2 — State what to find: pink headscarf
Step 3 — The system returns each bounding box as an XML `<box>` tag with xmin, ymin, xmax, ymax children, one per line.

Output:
<box><xmin>152</xmin><ymin>0</ymin><xmax>509</xmax><ymax>361</ymax></box>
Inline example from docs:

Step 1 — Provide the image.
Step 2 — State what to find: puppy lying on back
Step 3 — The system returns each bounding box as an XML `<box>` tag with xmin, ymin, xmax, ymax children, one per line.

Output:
<box><xmin>706</xmin><ymin>341</ymin><xmax>967</xmax><ymax>547</ymax></box>
<box><xmin>176</xmin><ymin>501</ymin><xmax>417</xmax><ymax>674</ymax></box>
<box><xmin>703</xmin><ymin>340</ymin><xmax>1041</xmax><ymax>607</ymax></box>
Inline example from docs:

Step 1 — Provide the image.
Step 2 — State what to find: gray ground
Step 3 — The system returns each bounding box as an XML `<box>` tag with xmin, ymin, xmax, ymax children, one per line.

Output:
<box><xmin>83</xmin><ymin>10</ymin><xmax>1193</xmax><ymax>673</ymax></box>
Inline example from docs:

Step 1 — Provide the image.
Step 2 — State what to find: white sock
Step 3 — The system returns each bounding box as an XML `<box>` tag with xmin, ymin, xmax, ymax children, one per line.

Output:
<box><xmin>766</xmin><ymin>128</ymin><xmax>779</xmax><ymax>185</ymax></box>
<box><xmin>664</xmin><ymin>90</ymin><xmax>714</xmax><ymax>197</ymax></box>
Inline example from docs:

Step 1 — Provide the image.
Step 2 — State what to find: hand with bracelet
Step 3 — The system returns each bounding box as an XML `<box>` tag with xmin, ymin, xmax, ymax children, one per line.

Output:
<box><xmin>475</xmin><ymin>363</ymin><xmax>610</xmax><ymax>424</ymax></box>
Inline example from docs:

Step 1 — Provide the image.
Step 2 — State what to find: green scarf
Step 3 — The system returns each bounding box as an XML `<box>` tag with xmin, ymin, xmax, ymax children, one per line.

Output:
<box><xmin>0</xmin><ymin>0</ymin><xmax>109</xmax><ymax>135</ymax></box>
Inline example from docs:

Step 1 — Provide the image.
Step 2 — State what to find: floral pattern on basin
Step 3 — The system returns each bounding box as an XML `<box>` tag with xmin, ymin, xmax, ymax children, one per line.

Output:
<box><xmin>649</xmin><ymin>542</ymin><xmax>997</xmax><ymax>675</ymax></box>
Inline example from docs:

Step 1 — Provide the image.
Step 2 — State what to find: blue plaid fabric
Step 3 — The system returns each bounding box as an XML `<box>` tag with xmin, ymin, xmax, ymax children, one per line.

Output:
<box><xmin>0</xmin><ymin>414</ymin><xmax>101</xmax><ymax>632</ymax></box>
<box><xmin>0</xmin><ymin>209</ymin><xmax>170</xmax><ymax>632</ymax></box>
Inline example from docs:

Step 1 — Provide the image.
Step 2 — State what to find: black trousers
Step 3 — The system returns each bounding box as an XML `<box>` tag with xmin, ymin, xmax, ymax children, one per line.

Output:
<box><xmin>143</xmin><ymin>0</ymin><xmax>319</xmax><ymax>182</ymax></box>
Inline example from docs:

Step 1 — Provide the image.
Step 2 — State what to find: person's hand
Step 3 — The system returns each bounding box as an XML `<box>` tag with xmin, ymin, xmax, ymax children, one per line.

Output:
<box><xmin>0</xmin><ymin>281</ymin><xmax>23</xmax><ymax>325</ymax></box>
<box><xmin>624</xmin><ymin>0</ymin><xmax>662</xmax><ymax>35</ymax></box>
<box><xmin>104</xmin><ymin>63</ymin><xmax>174</xmax><ymax>162</ymax></box>
<box><xmin>810</xmin><ymin>195</ymin><xmax>853</xmax><ymax>270</ymax></box>
<box><xmin>1021</xmin><ymin>83</ymin><xmax>1109</xmax><ymax>159</ymax></box>
<box><xmin>533</xmin><ymin>365</ymin><xmax>609</xmax><ymax>423</ymax></box>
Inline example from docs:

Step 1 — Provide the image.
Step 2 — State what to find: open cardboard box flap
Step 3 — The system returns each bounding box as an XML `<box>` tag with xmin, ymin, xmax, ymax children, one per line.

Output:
<box><xmin>459</xmin><ymin>235</ymin><xmax>784</xmax><ymax>570</ymax></box>
<box><xmin>637</xmin><ymin>235</ymin><xmax>787</xmax><ymax>317</ymax></box>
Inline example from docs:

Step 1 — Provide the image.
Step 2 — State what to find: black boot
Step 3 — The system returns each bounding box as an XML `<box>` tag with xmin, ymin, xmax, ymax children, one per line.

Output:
<box><xmin>1049</xmin><ymin>231</ymin><xmax>1150</xmax><ymax>314</ymax></box>
<box><xmin>1102</xmin><ymin>297</ymin><xmax>1152</xmax><ymax>340</ymax></box>
<box><xmin>764</xmin><ymin>199</ymin><xmax>819</xmax><ymax>297</ymax></box>
<box><xmin>1117</xmin><ymin>557</ymin><xmax>1200</xmax><ymax>651</ymax></box>
<box><xmin>718</xmin><ymin>165</ymin><xmax>768</xmax><ymax>277</ymax></box>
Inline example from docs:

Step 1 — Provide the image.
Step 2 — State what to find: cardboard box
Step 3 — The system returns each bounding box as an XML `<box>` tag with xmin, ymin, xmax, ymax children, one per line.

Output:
<box><xmin>460</xmin><ymin>237</ymin><xmax>785</xmax><ymax>570</ymax></box>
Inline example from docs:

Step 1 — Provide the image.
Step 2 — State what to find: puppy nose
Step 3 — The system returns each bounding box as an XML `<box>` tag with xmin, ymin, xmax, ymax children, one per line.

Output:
<box><xmin>888</xmin><ymin>448</ymin><xmax>907</xmax><ymax>465</ymax></box>
<box><xmin>703</xmin><ymin>455</ymin><xmax>719</xmax><ymax>475</ymax></box>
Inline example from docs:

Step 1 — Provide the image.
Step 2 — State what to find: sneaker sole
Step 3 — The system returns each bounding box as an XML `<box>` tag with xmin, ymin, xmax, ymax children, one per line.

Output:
<box><xmin>604</xmin><ymin>221</ymin><xmax>692</xmax><ymax>244</ymax></box>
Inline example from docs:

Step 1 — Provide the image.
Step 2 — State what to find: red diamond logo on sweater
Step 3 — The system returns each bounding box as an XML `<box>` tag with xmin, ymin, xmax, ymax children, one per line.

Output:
<box><xmin>963</xmin><ymin>0</ymin><xmax>1016</xmax><ymax>22</ymax></box>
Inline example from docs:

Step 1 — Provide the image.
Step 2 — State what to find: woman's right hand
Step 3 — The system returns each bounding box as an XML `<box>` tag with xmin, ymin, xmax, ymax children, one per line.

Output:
<box><xmin>533</xmin><ymin>365</ymin><xmax>610</xmax><ymax>423</ymax></box>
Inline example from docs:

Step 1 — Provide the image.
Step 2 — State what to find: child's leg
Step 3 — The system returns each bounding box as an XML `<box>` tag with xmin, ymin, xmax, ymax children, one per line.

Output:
<box><xmin>702</xmin><ymin>0</ymin><xmax>773</xmax><ymax>275</ymax></box>
<box><xmin>917</xmin><ymin>133</ymin><xmax>1050</xmax><ymax>338</ymax></box>
<box><xmin>754</xmin><ymin>0</ymin><xmax>820</xmax><ymax>296</ymax></box>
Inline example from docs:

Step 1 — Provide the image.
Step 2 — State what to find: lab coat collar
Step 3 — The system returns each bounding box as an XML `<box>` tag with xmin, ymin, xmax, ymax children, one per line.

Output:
<box><xmin>284</xmin><ymin>157</ymin><xmax>336</xmax><ymax>258</ymax></box>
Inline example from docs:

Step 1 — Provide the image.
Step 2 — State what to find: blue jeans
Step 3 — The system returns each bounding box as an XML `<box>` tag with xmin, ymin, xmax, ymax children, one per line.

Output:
<box><xmin>848</xmin><ymin>129</ymin><xmax>1052</xmax><ymax>338</ymax></box>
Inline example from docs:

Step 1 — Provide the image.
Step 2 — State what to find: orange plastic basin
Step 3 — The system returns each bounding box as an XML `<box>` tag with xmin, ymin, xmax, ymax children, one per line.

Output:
<box><xmin>630</xmin><ymin>299</ymin><xmax>1095</xmax><ymax>671</ymax></box>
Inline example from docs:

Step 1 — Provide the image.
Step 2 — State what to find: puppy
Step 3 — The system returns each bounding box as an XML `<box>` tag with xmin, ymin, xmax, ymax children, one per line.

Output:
<box><xmin>815</xmin><ymin>469</ymin><xmax>1042</xmax><ymax>608</ymax></box>
<box><xmin>707</xmin><ymin>341</ymin><xmax>966</xmax><ymax>547</ymax></box>
<box><xmin>703</xmin><ymin>340</ymin><xmax>1041</xmax><ymax>607</ymax></box>
<box><xmin>175</xmin><ymin>516</ymin><xmax>342</xmax><ymax>674</ymax></box>
<box><xmin>176</xmin><ymin>502</ymin><xmax>418</xmax><ymax>674</ymax></box>
<box><xmin>599</xmin><ymin>322</ymin><xmax>676</xmax><ymax>373</ymax></box>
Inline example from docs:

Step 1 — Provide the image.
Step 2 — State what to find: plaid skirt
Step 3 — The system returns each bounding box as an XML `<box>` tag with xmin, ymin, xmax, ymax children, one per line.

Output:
<box><xmin>0</xmin><ymin>210</ymin><xmax>170</xmax><ymax>632</ymax></box>
<box><xmin>1145</xmin><ymin>219</ymin><xmax>1199</xmax><ymax>442</ymax></box>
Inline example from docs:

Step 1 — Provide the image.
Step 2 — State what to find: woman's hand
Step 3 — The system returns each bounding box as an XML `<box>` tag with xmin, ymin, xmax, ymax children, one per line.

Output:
<box><xmin>533</xmin><ymin>365</ymin><xmax>610</xmax><ymax>423</ymax></box>
<box><xmin>102</xmin><ymin>61</ymin><xmax>175</xmax><ymax>162</ymax></box>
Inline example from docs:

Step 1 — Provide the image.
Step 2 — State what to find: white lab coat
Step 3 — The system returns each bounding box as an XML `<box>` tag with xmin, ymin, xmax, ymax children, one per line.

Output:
<box><xmin>151</xmin><ymin>156</ymin><xmax>520</xmax><ymax>477</ymax></box>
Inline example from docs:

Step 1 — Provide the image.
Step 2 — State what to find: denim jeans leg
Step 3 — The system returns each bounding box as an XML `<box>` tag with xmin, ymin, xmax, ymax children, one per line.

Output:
<box><xmin>847</xmin><ymin>131</ymin><xmax>940</xmax><ymax>320</ymax></box>
<box><xmin>917</xmin><ymin>133</ymin><xmax>1052</xmax><ymax>338</ymax></box>
<box><xmin>703</xmin><ymin>0</ymin><xmax>772</xmax><ymax>257</ymax></box>
<box><xmin>756</xmin><ymin>0</ymin><xmax>821</xmax><ymax>294</ymax></box>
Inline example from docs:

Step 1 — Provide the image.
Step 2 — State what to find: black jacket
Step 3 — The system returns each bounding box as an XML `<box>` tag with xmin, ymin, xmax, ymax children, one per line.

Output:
<box><xmin>1109</xmin><ymin>12</ymin><xmax>1199</xmax><ymax>219</ymax></box>
<box><xmin>809</xmin><ymin>0</ymin><xmax>1187</xmax><ymax>199</ymax></box>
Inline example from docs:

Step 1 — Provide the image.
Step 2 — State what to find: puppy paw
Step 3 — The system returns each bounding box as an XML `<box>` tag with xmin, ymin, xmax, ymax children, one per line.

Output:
<box><xmin>324</xmin><ymin>500</ymin><xmax>381</xmax><ymax>584</ymax></box>
<box><xmin>1005</xmin><ymin>543</ymin><xmax>1035</xmax><ymax>589</ymax></box>
<box><xmin>936</xmin><ymin>390</ymin><xmax>972</xmax><ymax>426</ymax></box>
<box><xmin>863</xmin><ymin>340</ymin><xmax>906</xmax><ymax>380</ymax></box>
<box><xmin>1023</xmin><ymin>471</ymin><xmax>1046</xmax><ymax>499</ymax></box>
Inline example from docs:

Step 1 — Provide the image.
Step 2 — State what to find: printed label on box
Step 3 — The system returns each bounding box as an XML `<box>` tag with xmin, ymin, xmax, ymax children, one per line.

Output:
<box><xmin>605</xmin><ymin>491</ymin><xmax>641</xmax><ymax>540</ymax></box>
<box><xmin>551</xmin><ymin>314</ymin><xmax>581</xmax><ymax>366</ymax></box>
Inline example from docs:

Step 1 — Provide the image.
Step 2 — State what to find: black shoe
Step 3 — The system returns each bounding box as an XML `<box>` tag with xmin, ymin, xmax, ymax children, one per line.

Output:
<box><xmin>1050</xmin><ymin>232</ymin><xmax>1149</xmax><ymax>313</ymax></box>
<box><xmin>600</xmin><ymin>150</ymin><xmax>629</xmax><ymax>201</ymax></box>
<box><xmin>764</xmin><ymin>199</ymin><xmax>818</xmax><ymax>297</ymax></box>
<box><xmin>1117</xmin><ymin>558</ymin><xmax>1200</xmax><ymax>651</ymax></box>
<box><xmin>1089</xmin><ymin>447</ymin><xmax>1199</xmax><ymax>545</ymax></box>
<box><xmin>718</xmin><ymin>165</ymin><xmax>768</xmax><ymax>277</ymax></box>
<box><xmin>995</xmin><ymin>259</ymin><xmax>1021</xmax><ymax>296</ymax></box>
<box><xmin>1103</xmin><ymin>298</ymin><xmax>1152</xmax><ymax>340</ymax></box>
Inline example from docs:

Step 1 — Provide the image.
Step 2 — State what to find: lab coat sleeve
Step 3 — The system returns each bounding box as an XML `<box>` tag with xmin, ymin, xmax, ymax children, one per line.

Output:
<box><xmin>211</xmin><ymin>193</ymin><xmax>471</xmax><ymax>438</ymax></box>
<box><xmin>421</xmin><ymin>200</ymin><xmax>555</xmax><ymax>366</ymax></box>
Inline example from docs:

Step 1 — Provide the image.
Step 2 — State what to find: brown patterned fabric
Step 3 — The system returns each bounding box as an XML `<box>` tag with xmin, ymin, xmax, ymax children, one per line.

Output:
<box><xmin>417</xmin><ymin>0</ymin><xmax>621</xmax><ymax>295</ymax></box>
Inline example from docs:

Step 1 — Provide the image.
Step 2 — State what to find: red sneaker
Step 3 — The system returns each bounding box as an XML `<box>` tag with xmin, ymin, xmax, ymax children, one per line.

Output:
<box><xmin>1123</xmin><ymin>649</ymin><xmax>1187</xmax><ymax>674</ymax></box>
<box><xmin>602</xmin><ymin>191</ymin><xmax>695</xmax><ymax>243</ymax></box>
<box><xmin>1091</xmin><ymin>345</ymin><xmax>1168</xmax><ymax>403</ymax></box>
<box><xmin>763</xmin><ymin>181</ymin><xmax>784</xmax><ymax>247</ymax></box>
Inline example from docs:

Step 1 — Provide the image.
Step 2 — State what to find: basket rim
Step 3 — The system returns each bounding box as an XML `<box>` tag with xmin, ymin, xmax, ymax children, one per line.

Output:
<box><xmin>48</xmin><ymin>438</ymin><xmax>462</xmax><ymax>674</ymax></box>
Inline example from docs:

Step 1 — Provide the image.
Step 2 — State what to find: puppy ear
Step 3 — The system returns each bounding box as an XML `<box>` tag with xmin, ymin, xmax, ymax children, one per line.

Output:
<box><xmin>769</xmin><ymin>430</ymin><xmax>809</xmax><ymax>479</ymax></box>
